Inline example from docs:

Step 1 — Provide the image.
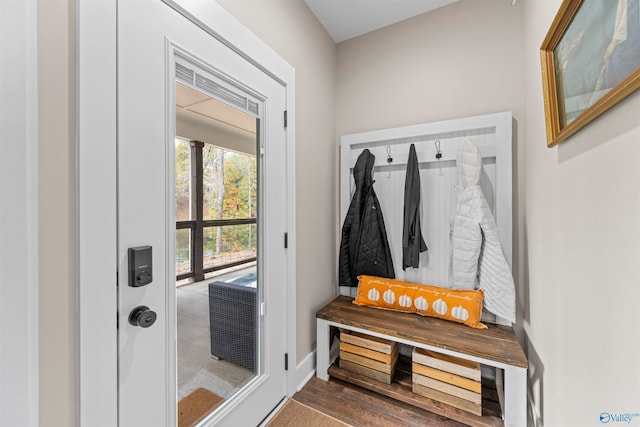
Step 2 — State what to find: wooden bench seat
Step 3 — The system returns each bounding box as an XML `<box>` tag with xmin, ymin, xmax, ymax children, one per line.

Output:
<box><xmin>316</xmin><ymin>296</ymin><xmax>528</xmax><ymax>427</ymax></box>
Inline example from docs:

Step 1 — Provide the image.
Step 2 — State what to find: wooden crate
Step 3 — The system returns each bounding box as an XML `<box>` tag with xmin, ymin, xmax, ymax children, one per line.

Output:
<box><xmin>339</xmin><ymin>330</ymin><xmax>398</xmax><ymax>384</ymax></box>
<box><xmin>412</xmin><ymin>347</ymin><xmax>482</xmax><ymax>416</ymax></box>
<box><xmin>413</xmin><ymin>348</ymin><xmax>481</xmax><ymax>381</ymax></box>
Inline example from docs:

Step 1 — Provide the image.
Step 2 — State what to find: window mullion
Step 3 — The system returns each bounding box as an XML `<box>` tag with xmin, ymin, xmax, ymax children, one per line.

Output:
<box><xmin>190</xmin><ymin>140</ymin><xmax>205</xmax><ymax>282</ymax></box>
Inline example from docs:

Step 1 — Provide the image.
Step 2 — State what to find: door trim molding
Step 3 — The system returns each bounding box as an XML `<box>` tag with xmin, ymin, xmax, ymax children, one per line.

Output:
<box><xmin>162</xmin><ymin>0</ymin><xmax>289</xmax><ymax>87</ymax></box>
<box><xmin>77</xmin><ymin>0</ymin><xmax>118</xmax><ymax>424</ymax></box>
<box><xmin>0</xmin><ymin>0</ymin><xmax>39</xmax><ymax>424</ymax></box>
<box><xmin>77</xmin><ymin>1</ymin><xmax>296</xmax><ymax>424</ymax></box>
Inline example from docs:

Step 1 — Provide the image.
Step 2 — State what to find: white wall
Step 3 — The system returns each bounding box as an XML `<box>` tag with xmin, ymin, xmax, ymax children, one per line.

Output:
<box><xmin>216</xmin><ymin>0</ymin><xmax>338</xmax><ymax>366</ymax></box>
<box><xmin>522</xmin><ymin>1</ymin><xmax>640</xmax><ymax>426</ymax></box>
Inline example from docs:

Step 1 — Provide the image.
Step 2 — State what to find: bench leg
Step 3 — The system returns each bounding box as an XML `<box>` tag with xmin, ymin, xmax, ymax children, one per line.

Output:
<box><xmin>316</xmin><ymin>318</ymin><xmax>330</xmax><ymax>380</ymax></box>
<box><xmin>503</xmin><ymin>366</ymin><xmax>527</xmax><ymax>427</ymax></box>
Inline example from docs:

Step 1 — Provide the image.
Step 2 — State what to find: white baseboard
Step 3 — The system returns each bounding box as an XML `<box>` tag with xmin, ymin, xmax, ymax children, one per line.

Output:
<box><xmin>293</xmin><ymin>350</ymin><xmax>316</xmax><ymax>394</ymax></box>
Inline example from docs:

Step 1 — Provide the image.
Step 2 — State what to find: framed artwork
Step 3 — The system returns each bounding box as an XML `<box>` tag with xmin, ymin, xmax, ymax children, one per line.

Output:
<box><xmin>540</xmin><ymin>0</ymin><xmax>640</xmax><ymax>147</ymax></box>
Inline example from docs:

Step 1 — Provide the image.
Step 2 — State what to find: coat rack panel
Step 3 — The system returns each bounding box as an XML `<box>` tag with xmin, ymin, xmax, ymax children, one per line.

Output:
<box><xmin>339</xmin><ymin>112</ymin><xmax>513</xmax><ymax>313</ymax></box>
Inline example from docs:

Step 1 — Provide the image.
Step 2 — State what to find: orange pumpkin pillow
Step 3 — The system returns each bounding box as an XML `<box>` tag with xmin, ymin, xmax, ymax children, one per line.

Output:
<box><xmin>353</xmin><ymin>275</ymin><xmax>487</xmax><ymax>329</ymax></box>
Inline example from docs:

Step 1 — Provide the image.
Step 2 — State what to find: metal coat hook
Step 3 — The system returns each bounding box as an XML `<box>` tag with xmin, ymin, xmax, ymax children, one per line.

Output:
<box><xmin>386</xmin><ymin>146</ymin><xmax>393</xmax><ymax>178</ymax></box>
<box><xmin>434</xmin><ymin>140</ymin><xmax>444</xmax><ymax>176</ymax></box>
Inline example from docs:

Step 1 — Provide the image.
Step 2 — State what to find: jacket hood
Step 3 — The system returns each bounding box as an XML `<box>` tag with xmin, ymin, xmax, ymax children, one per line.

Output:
<box><xmin>456</xmin><ymin>139</ymin><xmax>482</xmax><ymax>188</ymax></box>
<box><xmin>353</xmin><ymin>149</ymin><xmax>375</xmax><ymax>189</ymax></box>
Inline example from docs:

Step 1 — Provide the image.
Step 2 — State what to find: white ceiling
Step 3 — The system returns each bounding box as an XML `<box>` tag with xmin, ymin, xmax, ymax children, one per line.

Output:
<box><xmin>304</xmin><ymin>0</ymin><xmax>459</xmax><ymax>43</ymax></box>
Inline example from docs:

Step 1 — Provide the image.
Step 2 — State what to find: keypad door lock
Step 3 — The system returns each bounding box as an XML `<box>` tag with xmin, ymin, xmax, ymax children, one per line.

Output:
<box><xmin>128</xmin><ymin>245</ymin><xmax>152</xmax><ymax>287</ymax></box>
<box><xmin>128</xmin><ymin>306</ymin><xmax>157</xmax><ymax>328</ymax></box>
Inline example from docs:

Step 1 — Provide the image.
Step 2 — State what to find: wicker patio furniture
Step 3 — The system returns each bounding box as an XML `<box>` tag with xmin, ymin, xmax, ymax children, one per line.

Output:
<box><xmin>208</xmin><ymin>280</ymin><xmax>257</xmax><ymax>372</ymax></box>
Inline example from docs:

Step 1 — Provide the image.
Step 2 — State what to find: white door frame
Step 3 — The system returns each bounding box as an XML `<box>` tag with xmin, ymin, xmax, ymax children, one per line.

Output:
<box><xmin>77</xmin><ymin>1</ymin><xmax>296</xmax><ymax>424</ymax></box>
<box><xmin>0</xmin><ymin>1</ymin><xmax>39</xmax><ymax>425</ymax></box>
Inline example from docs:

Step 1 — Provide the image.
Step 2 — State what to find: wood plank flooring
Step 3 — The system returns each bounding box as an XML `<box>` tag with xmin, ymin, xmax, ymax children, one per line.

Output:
<box><xmin>293</xmin><ymin>376</ymin><xmax>468</xmax><ymax>427</ymax></box>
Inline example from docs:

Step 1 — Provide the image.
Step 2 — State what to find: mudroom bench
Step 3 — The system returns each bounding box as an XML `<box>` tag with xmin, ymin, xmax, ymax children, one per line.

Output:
<box><xmin>316</xmin><ymin>296</ymin><xmax>528</xmax><ymax>427</ymax></box>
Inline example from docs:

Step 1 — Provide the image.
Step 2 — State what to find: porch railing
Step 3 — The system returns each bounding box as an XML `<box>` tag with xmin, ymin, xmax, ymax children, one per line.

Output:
<box><xmin>176</xmin><ymin>218</ymin><xmax>257</xmax><ymax>282</ymax></box>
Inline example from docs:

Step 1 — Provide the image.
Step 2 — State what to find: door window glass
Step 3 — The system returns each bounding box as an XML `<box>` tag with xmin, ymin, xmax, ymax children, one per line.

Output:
<box><xmin>175</xmin><ymin>82</ymin><xmax>259</xmax><ymax>417</ymax></box>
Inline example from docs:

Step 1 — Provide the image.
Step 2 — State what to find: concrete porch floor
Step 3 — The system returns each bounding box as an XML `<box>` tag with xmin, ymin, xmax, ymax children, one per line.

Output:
<box><xmin>177</xmin><ymin>265</ymin><xmax>256</xmax><ymax>401</ymax></box>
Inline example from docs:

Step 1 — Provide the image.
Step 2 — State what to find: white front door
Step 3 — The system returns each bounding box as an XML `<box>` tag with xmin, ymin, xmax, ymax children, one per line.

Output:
<box><xmin>117</xmin><ymin>1</ymin><xmax>287</xmax><ymax>425</ymax></box>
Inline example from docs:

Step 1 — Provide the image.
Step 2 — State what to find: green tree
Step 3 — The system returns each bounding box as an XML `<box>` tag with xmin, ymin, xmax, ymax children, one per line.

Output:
<box><xmin>179</xmin><ymin>142</ymin><xmax>257</xmax><ymax>263</ymax></box>
<box><xmin>222</xmin><ymin>153</ymin><xmax>256</xmax><ymax>251</ymax></box>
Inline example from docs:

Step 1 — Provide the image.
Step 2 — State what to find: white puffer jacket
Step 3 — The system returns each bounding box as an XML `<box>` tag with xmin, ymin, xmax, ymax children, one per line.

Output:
<box><xmin>450</xmin><ymin>140</ymin><xmax>515</xmax><ymax>323</ymax></box>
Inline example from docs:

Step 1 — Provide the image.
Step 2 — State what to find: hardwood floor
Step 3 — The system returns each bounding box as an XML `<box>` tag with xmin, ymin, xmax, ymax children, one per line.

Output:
<box><xmin>293</xmin><ymin>376</ymin><xmax>468</xmax><ymax>427</ymax></box>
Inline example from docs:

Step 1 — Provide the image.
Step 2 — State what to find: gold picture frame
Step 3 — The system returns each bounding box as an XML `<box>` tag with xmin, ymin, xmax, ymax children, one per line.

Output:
<box><xmin>541</xmin><ymin>0</ymin><xmax>640</xmax><ymax>147</ymax></box>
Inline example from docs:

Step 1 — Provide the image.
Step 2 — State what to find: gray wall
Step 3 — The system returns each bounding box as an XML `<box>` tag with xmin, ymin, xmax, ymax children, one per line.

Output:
<box><xmin>38</xmin><ymin>0</ymin><xmax>77</xmax><ymax>425</ymax></box>
<box><xmin>336</xmin><ymin>0</ymin><xmax>524</xmax><ymax>137</ymax></box>
<box><xmin>217</xmin><ymin>0</ymin><xmax>338</xmax><ymax>365</ymax></box>
<box><xmin>522</xmin><ymin>1</ymin><xmax>640</xmax><ymax>425</ymax></box>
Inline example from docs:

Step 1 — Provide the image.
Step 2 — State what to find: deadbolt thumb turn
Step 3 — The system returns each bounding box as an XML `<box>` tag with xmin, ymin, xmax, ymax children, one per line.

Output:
<box><xmin>128</xmin><ymin>306</ymin><xmax>157</xmax><ymax>328</ymax></box>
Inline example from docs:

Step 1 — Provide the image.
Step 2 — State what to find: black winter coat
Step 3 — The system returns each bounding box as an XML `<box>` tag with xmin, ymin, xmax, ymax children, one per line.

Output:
<box><xmin>402</xmin><ymin>143</ymin><xmax>427</xmax><ymax>269</ymax></box>
<box><xmin>338</xmin><ymin>149</ymin><xmax>395</xmax><ymax>288</ymax></box>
